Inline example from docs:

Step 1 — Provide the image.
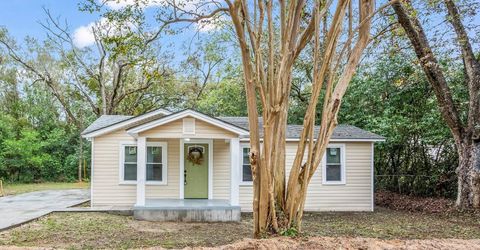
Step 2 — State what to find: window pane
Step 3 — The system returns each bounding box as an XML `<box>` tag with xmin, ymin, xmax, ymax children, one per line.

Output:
<box><xmin>327</xmin><ymin>148</ymin><xmax>340</xmax><ymax>164</ymax></box>
<box><xmin>147</xmin><ymin>146</ymin><xmax>162</xmax><ymax>163</ymax></box>
<box><xmin>242</xmin><ymin>147</ymin><xmax>252</xmax><ymax>182</ymax></box>
<box><xmin>124</xmin><ymin>146</ymin><xmax>137</xmax><ymax>162</ymax></box>
<box><xmin>243</xmin><ymin>148</ymin><xmax>250</xmax><ymax>164</ymax></box>
<box><xmin>147</xmin><ymin>163</ymin><xmax>162</xmax><ymax>181</ymax></box>
<box><xmin>326</xmin><ymin>164</ymin><xmax>341</xmax><ymax>181</ymax></box>
<box><xmin>124</xmin><ymin>163</ymin><xmax>137</xmax><ymax>181</ymax></box>
<box><xmin>243</xmin><ymin>164</ymin><xmax>252</xmax><ymax>182</ymax></box>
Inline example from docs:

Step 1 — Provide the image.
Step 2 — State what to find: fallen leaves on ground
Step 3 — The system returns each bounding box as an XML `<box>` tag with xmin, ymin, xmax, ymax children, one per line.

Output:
<box><xmin>375</xmin><ymin>191</ymin><xmax>456</xmax><ymax>213</ymax></box>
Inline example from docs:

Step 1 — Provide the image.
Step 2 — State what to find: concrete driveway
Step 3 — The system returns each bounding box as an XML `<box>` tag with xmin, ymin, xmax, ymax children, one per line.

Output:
<box><xmin>0</xmin><ymin>189</ymin><xmax>89</xmax><ymax>230</ymax></box>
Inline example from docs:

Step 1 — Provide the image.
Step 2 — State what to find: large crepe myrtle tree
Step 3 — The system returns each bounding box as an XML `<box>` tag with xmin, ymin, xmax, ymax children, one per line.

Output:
<box><xmin>158</xmin><ymin>0</ymin><xmax>380</xmax><ymax>236</ymax></box>
<box><xmin>107</xmin><ymin>0</ymin><xmax>386</xmax><ymax>236</ymax></box>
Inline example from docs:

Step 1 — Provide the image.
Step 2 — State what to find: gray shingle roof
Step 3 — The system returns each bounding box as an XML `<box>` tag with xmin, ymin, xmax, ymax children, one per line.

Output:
<box><xmin>82</xmin><ymin>111</ymin><xmax>384</xmax><ymax>140</ymax></box>
<box><xmin>218</xmin><ymin>117</ymin><xmax>384</xmax><ymax>140</ymax></box>
<box><xmin>82</xmin><ymin>115</ymin><xmax>132</xmax><ymax>135</ymax></box>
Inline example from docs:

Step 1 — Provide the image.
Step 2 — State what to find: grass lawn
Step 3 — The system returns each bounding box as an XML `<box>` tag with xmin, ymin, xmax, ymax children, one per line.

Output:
<box><xmin>0</xmin><ymin>207</ymin><xmax>478</xmax><ymax>249</ymax></box>
<box><xmin>1</xmin><ymin>182</ymin><xmax>89</xmax><ymax>196</ymax></box>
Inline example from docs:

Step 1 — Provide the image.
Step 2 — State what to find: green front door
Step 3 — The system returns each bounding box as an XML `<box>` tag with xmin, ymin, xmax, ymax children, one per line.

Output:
<box><xmin>184</xmin><ymin>143</ymin><xmax>209</xmax><ymax>199</ymax></box>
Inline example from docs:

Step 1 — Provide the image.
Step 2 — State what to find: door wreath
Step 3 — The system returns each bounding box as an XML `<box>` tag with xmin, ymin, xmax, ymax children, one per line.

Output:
<box><xmin>187</xmin><ymin>146</ymin><xmax>204</xmax><ymax>165</ymax></box>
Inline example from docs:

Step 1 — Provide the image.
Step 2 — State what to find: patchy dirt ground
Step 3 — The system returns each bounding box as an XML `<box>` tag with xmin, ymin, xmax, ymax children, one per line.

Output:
<box><xmin>207</xmin><ymin>237</ymin><xmax>480</xmax><ymax>250</ymax></box>
<box><xmin>2</xmin><ymin>237</ymin><xmax>480</xmax><ymax>250</ymax></box>
<box><xmin>0</xmin><ymin>206</ymin><xmax>479</xmax><ymax>249</ymax></box>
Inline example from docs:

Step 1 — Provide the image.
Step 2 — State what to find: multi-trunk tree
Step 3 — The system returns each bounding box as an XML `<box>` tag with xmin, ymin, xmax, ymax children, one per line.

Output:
<box><xmin>151</xmin><ymin>0</ymin><xmax>380</xmax><ymax>236</ymax></box>
<box><xmin>391</xmin><ymin>0</ymin><xmax>480</xmax><ymax>208</ymax></box>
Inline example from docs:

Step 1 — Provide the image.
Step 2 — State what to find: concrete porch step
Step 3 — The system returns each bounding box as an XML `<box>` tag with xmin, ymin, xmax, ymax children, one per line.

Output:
<box><xmin>133</xmin><ymin>199</ymin><xmax>241</xmax><ymax>222</ymax></box>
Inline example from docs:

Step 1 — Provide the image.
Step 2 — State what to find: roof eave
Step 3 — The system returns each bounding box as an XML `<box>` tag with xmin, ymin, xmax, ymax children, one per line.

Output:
<box><xmin>239</xmin><ymin>138</ymin><xmax>386</xmax><ymax>142</ymax></box>
<box><xmin>81</xmin><ymin>109</ymin><xmax>172</xmax><ymax>138</ymax></box>
<box><xmin>127</xmin><ymin>109</ymin><xmax>250</xmax><ymax>137</ymax></box>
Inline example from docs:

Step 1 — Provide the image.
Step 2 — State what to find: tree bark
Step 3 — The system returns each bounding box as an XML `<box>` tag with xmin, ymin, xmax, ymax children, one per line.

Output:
<box><xmin>391</xmin><ymin>0</ymin><xmax>480</xmax><ymax>208</ymax></box>
<box><xmin>456</xmin><ymin>139</ymin><xmax>480</xmax><ymax>208</ymax></box>
<box><xmin>216</xmin><ymin>0</ymin><xmax>374</xmax><ymax>236</ymax></box>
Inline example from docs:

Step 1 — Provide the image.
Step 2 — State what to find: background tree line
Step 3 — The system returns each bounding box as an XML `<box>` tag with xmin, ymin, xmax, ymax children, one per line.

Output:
<box><xmin>0</xmin><ymin>0</ymin><xmax>477</xmax><ymax>205</ymax></box>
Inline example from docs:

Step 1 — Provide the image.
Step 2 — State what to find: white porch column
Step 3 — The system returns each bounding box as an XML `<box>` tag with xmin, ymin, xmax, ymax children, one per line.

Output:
<box><xmin>230</xmin><ymin>137</ymin><xmax>240</xmax><ymax>205</ymax></box>
<box><xmin>136</xmin><ymin>136</ymin><xmax>146</xmax><ymax>207</ymax></box>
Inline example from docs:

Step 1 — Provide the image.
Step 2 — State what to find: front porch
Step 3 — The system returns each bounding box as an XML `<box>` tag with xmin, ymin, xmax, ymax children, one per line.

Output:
<box><xmin>132</xmin><ymin>136</ymin><xmax>241</xmax><ymax>204</ymax></box>
<box><xmin>123</xmin><ymin>113</ymin><xmax>249</xmax><ymax>222</ymax></box>
<box><xmin>134</xmin><ymin>199</ymin><xmax>241</xmax><ymax>222</ymax></box>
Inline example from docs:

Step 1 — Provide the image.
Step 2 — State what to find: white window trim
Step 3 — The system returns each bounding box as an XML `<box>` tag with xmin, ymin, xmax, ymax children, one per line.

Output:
<box><xmin>240</xmin><ymin>143</ymin><xmax>253</xmax><ymax>186</ymax></box>
<box><xmin>119</xmin><ymin>141</ymin><xmax>137</xmax><ymax>185</ymax></box>
<box><xmin>322</xmin><ymin>143</ymin><xmax>346</xmax><ymax>185</ymax></box>
<box><xmin>119</xmin><ymin>141</ymin><xmax>168</xmax><ymax>185</ymax></box>
<box><xmin>146</xmin><ymin>142</ymin><xmax>168</xmax><ymax>185</ymax></box>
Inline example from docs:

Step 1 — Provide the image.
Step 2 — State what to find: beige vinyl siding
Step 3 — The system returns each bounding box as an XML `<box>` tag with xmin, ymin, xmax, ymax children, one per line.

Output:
<box><xmin>146</xmin><ymin>138</ymin><xmax>180</xmax><ymax>199</ymax></box>
<box><xmin>139</xmin><ymin>116</ymin><xmax>237</xmax><ymax>139</ymax></box>
<box><xmin>92</xmin><ymin>130</ymin><xmax>180</xmax><ymax>206</ymax></box>
<box><xmin>92</xmin><ymin>117</ymin><xmax>374</xmax><ymax>211</ymax></box>
<box><xmin>92</xmin><ymin>130</ymin><xmax>233</xmax><ymax>206</ymax></box>
<box><xmin>239</xmin><ymin>186</ymin><xmax>253</xmax><ymax>211</ymax></box>
<box><xmin>92</xmin><ymin>130</ymin><xmax>136</xmax><ymax>206</ymax></box>
<box><xmin>92</xmin><ymin>131</ymin><xmax>181</xmax><ymax>206</ymax></box>
<box><xmin>303</xmin><ymin>142</ymin><xmax>373</xmax><ymax>211</ymax></box>
<box><xmin>212</xmin><ymin>139</ymin><xmax>231</xmax><ymax>200</ymax></box>
<box><xmin>239</xmin><ymin>142</ymin><xmax>373</xmax><ymax>212</ymax></box>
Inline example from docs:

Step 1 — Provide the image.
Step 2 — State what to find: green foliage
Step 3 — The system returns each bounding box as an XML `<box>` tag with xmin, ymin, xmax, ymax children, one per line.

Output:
<box><xmin>0</xmin><ymin>113</ymin><xmax>83</xmax><ymax>183</ymax></box>
<box><xmin>339</xmin><ymin>53</ymin><xmax>462</xmax><ymax>198</ymax></box>
<box><xmin>0</xmin><ymin>2</ymin><xmax>467</xmax><ymax>201</ymax></box>
<box><xmin>2</xmin><ymin>128</ymin><xmax>51</xmax><ymax>182</ymax></box>
<box><xmin>196</xmin><ymin>79</ymin><xmax>248</xmax><ymax>116</ymax></box>
<box><xmin>0</xmin><ymin>59</ymin><xmax>86</xmax><ymax>183</ymax></box>
<box><xmin>286</xmin><ymin>48</ymin><xmax>463</xmax><ymax>199</ymax></box>
<box><xmin>280</xmin><ymin>227</ymin><xmax>299</xmax><ymax>237</ymax></box>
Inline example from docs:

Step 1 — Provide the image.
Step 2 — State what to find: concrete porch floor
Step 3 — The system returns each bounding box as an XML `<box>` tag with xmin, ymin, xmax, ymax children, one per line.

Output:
<box><xmin>141</xmin><ymin>199</ymin><xmax>233</xmax><ymax>209</ymax></box>
<box><xmin>134</xmin><ymin>199</ymin><xmax>241</xmax><ymax>222</ymax></box>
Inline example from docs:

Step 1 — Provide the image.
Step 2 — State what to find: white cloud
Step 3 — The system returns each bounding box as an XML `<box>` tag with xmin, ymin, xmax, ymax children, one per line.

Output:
<box><xmin>71</xmin><ymin>0</ymin><xmax>226</xmax><ymax>47</ymax></box>
<box><xmin>73</xmin><ymin>17</ymin><xmax>135</xmax><ymax>48</ymax></box>
<box><xmin>73</xmin><ymin>21</ymin><xmax>97</xmax><ymax>48</ymax></box>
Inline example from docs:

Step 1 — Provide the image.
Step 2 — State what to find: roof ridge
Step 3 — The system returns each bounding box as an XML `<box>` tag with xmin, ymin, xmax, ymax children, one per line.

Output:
<box><xmin>83</xmin><ymin>108</ymin><xmax>385</xmax><ymax>140</ymax></box>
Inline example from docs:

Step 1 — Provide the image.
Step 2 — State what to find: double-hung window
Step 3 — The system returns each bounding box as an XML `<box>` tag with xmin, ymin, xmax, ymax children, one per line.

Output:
<box><xmin>322</xmin><ymin>144</ymin><xmax>346</xmax><ymax>185</ymax></box>
<box><xmin>240</xmin><ymin>146</ymin><xmax>253</xmax><ymax>184</ymax></box>
<box><xmin>123</xmin><ymin>145</ymin><xmax>138</xmax><ymax>181</ymax></box>
<box><xmin>146</xmin><ymin>143</ymin><xmax>166</xmax><ymax>182</ymax></box>
<box><xmin>120</xmin><ymin>142</ymin><xmax>168</xmax><ymax>184</ymax></box>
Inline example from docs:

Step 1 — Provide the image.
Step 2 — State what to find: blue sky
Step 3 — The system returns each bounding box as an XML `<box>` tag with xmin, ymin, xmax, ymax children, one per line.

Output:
<box><xmin>1</xmin><ymin>1</ymin><xmax>477</xmax><ymax>62</ymax></box>
<box><xmin>0</xmin><ymin>0</ymin><xmax>223</xmax><ymax>66</ymax></box>
<box><xmin>0</xmin><ymin>1</ymin><xmax>99</xmax><ymax>42</ymax></box>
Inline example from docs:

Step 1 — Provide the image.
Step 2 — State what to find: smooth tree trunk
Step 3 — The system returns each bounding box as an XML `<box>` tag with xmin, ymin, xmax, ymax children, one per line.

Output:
<box><xmin>161</xmin><ymin>0</ymin><xmax>376</xmax><ymax>237</ymax></box>
<box><xmin>228</xmin><ymin>0</ymin><xmax>375</xmax><ymax>235</ymax></box>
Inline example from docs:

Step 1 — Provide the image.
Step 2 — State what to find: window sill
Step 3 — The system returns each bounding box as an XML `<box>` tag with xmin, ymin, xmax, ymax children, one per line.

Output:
<box><xmin>119</xmin><ymin>181</ymin><xmax>168</xmax><ymax>186</ymax></box>
<box><xmin>119</xmin><ymin>181</ymin><xmax>137</xmax><ymax>185</ymax></box>
<box><xmin>239</xmin><ymin>182</ymin><xmax>253</xmax><ymax>186</ymax></box>
<box><xmin>322</xmin><ymin>181</ymin><xmax>346</xmax><ymax>186</ymax></box>
<box><xmin>146</xmin><ymin>181</ymin><xmax>168</xmax><ymax>186</ymax></box>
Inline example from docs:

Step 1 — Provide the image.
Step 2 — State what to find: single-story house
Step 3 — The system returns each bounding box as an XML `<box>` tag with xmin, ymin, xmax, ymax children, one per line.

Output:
<box><xmin>82</xmin><ymin>108</ymin><xmax>384</xmax><ymax>221</ymax></box>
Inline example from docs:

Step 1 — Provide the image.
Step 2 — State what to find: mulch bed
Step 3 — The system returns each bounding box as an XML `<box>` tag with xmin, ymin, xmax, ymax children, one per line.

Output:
<box><xmin>375</xmin><ymin>191</ymin><xmax>456</xmax><ymax>213</ymax></box>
